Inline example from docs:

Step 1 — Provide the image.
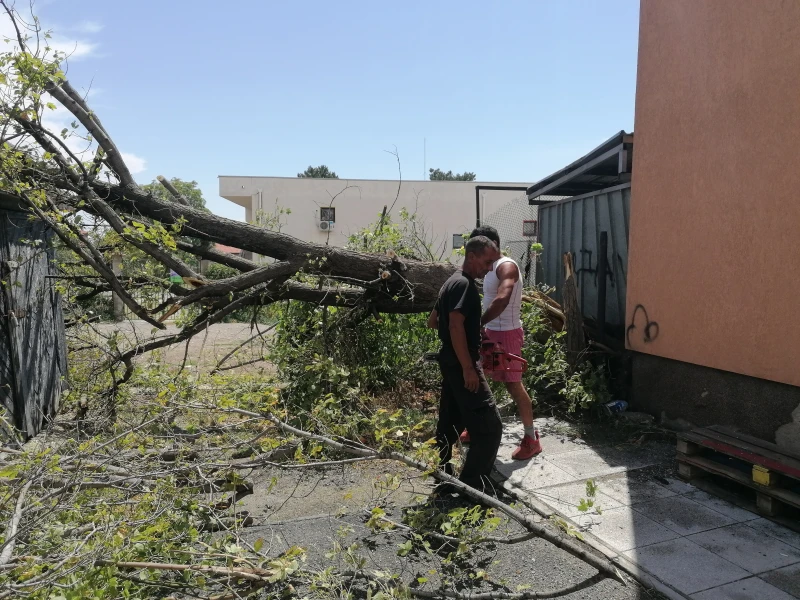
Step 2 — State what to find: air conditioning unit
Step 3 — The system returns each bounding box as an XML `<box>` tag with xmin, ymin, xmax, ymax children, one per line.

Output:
<box><xmin>318</xmin><ymin>221</ymin><xmax>335</xmax><ymax>231</ymax></box>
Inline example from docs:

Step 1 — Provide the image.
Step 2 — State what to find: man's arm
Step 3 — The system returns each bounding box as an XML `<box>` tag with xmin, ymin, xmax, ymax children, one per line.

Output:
<box><xmin>481</xmin><ymin>261</ymin><xmax>519</xmax><ymax>326</ymax></box>
<box><xmin>427</xmin><ymin>308</ymin><xmax>438</xmax><ymax>329</ymax></box>
<box><xmin>449</xmin><ymin>311</ymin><xmax>479</xmax><ymax>392</ymax></box>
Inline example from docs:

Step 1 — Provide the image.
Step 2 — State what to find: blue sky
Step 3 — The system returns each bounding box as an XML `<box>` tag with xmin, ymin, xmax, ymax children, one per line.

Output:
<box><xmin>14</xmin><ymin>1</ymin><xmax>640</xmax><ymax>220</ymax></box>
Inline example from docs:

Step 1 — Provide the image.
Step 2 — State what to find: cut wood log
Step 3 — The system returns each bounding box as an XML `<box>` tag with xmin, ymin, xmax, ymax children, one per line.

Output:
<box><xmin>561</xmin><ymin>253</ymin><xmax>586</xmax><ymax>367</ymax></box>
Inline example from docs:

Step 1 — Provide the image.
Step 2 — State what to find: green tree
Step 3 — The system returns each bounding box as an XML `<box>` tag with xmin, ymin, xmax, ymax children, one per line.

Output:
<box><xmin>141</xmin><ymin>177</ymin><xmax>209</xmax><ymax>212</ymax></box>
<box><xmin>428</xmin><ymin>167</ymin><xmax>477</xmax><ymax>181</ymax></box>
<box><xmin>140</xmin><ymin>177</ymin><xmax>212</xmax><ymax>261</ymax></box>
<box><xmin>297</xmin><ymin>165</ymin><xmax>338</xmax><ymax>179</ymax></box>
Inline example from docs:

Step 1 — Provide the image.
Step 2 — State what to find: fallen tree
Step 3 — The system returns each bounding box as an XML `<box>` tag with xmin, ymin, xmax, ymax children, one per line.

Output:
<box><xmin>0</xmin><ymin>1</ymin><xmax>455</xmax><ymax>339</ymax></box>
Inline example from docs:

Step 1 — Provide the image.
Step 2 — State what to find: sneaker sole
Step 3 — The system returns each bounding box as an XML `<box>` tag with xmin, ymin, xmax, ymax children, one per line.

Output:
<box><xmin>511</xmin><ymin>450</ymin><xmax>542</xmax><ymax>461</ymax></box>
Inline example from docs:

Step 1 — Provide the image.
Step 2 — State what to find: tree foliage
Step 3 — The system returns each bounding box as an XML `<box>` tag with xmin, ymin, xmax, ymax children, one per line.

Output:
<box><xmin>140</xmin><ymin>177</ymin><xmax>209</xmax><ymax>212</ymax></box>
<box><xmin>297</xmin><ymin>164</ymin><xmax>338</xmax><ymax>179</ymax></box>
<box><xmin>428</xmin><ymin>168</ymin><xmax>477</xmax><ymax>181</ymax></box>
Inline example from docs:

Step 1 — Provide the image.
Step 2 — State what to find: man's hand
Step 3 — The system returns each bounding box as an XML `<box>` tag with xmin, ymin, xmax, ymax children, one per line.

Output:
<box><xmin>448</xmin><ymin>310</ymin><xmax>480</xmax><ymax>392</ymax></box>
<box><xmin>462</xmin><ymin>365</ymin><xmax>480</xmax><ymax>393</ymax></box>
<box><xmin>427</xmin><ymin>308</ymin><xmax>438</xmax><ymax>330</ymax></box>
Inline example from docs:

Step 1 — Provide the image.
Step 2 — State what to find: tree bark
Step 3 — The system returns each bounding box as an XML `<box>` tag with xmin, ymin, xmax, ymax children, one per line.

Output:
<box><xmin>561</xmin><ymin>253</ymin><xmax>585</xmax><ymax>367</ymax></box>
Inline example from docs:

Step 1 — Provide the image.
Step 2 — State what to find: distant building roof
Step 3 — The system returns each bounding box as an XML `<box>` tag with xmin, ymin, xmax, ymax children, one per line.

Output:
<box><xmin>527</xmin><ymin>131</ymin><xmax>633</xmax><ymax>201</ymax></box>
<box><xmin>215</xmin><ymin>243</ymin><xmax>242</xmax><ymax>255</ymax></box>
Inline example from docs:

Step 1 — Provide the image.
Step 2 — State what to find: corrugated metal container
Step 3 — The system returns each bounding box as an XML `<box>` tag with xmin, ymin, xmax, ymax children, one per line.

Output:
<box><xmin>539</xmin><ymin>183</ymin><xmax>631</xmax><ymax>329</ymax></box>
<box><xmin>0</xmin><ymin>193</ymin><xmax>67</xmax><ymax>442</ymax></box>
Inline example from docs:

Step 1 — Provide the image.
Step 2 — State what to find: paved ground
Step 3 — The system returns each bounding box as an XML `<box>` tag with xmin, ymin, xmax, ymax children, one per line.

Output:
<box><xmin>498</xmin><ymin>419</ymin><xmax>800</xmax><ymax>600</ymax></box>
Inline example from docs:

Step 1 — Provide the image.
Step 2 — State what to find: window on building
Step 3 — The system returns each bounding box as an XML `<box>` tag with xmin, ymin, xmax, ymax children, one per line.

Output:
<box><xmin>452</xmin><ymin>234</ymin><xmax>465</xmax><ymax>249</ymax></box>
<box><xmin>320</xmin><ymin>207</ymin><xmax>336</xmax><ymax>222</ymax></box>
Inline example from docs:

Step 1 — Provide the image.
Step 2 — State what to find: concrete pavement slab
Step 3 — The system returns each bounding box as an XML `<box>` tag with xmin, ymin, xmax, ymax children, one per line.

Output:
<box><xmin>580</xmin><ymin>505</ymin><xmax>679</xmax><ymax>552</ymax></box>
<box><xmin>531</xmin><ymin>479</ymin><xmax>623</xmax><ymax>517</ymax></box>
<box><xmin>623</xmin><ymin>537</ymin><xmax>751</xmax><ymax>595</ymax></box>
<box><xmin>682</xmin><ymin>490</ymin><xmax>758</xmax><ymax>523</ymax></box>
<box><xmin>597</xmin><ymin>472</ymin><xmax>678</xmax><ymax>506</ymax></box>
<box><xmin>688</xmin><ymin>522</ymin><xmax>800</xmax><ymax>574</ymax></box>
<box><xmin>545</xmin><ymin>448</ymin><xmax>630</xmax><ymax>479</ymax></box>
<box><xmin>511</xmin><ymin>458</ymin><xmax>576</xmax><ymax>489</ymax></box>
<box><xmin>657</xmin><ymin>477</ymin><xmax>697</xmax><ymax>495</ymax></box>
<box><xmin>746</xmin><ymin>518</ymin><xmax>800</xmax><ymax>550</ymax></box>
<box><xmin>634</xmin><ymin>495</ymin><xmax>736</xmax><ymax>536</ymax></box>
<box><xmin>537</xmin><ymin>432</ymin><xmax>588</xmax><ymax>455</ymax></box>
<box><xmin>759</xmin><ymin>563</ymin><xmax>800</xmax><ymax>598</ymax></box>
<box><xmin>691</xmin><ymin>576</ymin><xmax>797</xmax><ymax>600</ymax></box>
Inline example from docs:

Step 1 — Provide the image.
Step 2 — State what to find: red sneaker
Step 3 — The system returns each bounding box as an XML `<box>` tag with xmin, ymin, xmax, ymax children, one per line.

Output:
<box><xmin>512</xmin><ymin>431</ymin><xmax>542</xmax><ymax>460</ymax></box>
<box><xmin>459</xmin><ymin>430</ymin><xmax>470</xmax><ymax>444</ymax></box>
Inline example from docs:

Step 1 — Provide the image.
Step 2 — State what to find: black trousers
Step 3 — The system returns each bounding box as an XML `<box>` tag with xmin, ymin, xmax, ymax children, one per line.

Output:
<box><xmin>436</xmin><ymin>360</ymin><xmax>503</xmax><ymax>493</ymax></box>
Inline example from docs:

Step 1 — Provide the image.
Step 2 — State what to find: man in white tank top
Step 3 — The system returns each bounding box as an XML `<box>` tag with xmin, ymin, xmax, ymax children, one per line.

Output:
<box><xmin>460</xmin><ymin>226</ymin><xmax>542</xmax><ymax>460</ymax></box>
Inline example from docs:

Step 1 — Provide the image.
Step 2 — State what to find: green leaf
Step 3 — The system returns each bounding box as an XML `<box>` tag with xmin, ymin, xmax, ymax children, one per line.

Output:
<box><xmin>254</xmin><ymin>538</ymin><xmax>264</xmax><ymax>552</ymax></box>
<box><xmin>0</xmin><ymin>465</ymin><xmax>20</xmax><ymax>478</ymax></box>
<box><xmin>397</xmin><ymin>540</ymin><xmax>413</xmax><ymax>557</ymax></box>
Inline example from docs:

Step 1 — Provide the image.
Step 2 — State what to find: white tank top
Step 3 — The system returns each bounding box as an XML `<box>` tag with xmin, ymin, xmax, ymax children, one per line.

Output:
<box><xmin>482</xmin><ymin>256</ymin><xmax>523</xmax><ymax>331</ymax></box>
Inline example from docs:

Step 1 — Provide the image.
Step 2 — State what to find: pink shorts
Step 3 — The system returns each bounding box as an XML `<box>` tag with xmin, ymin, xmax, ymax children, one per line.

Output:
<box><xmin>484</xmin><ymin>327</ymin><xmax>524</xmax><ymax>382</ymax></box>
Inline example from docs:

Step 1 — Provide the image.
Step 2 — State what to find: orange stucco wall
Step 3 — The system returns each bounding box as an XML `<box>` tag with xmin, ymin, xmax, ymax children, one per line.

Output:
<box><xmin>627</xmin><ymin>0</ymin><xmax>800</xmax><ymax>387</ymax></box>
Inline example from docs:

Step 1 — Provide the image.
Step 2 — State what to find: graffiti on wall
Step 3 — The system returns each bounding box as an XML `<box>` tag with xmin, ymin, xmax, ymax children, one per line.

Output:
<box><xmin>626</xmin><ymin>304</ymin><xmax>660</xmax><ymax>346</ymax></box>
<box><xmin>575</xmin><ymin>247</ymin><xmax>616</xmax><ymax>288</ymax></box>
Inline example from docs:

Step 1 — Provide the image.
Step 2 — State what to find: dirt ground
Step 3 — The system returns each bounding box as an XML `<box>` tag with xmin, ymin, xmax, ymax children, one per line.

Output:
<box><xmin>86</xmin><ymin>320</ymin><xmax>275</xmax><ymax>373</ymax></box>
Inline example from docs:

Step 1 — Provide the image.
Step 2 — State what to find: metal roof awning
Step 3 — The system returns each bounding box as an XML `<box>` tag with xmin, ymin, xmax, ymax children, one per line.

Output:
<box><xmin>527</xmin><ymin>130</ymin><xmax>633</xmax><ymax>201</ymax></box>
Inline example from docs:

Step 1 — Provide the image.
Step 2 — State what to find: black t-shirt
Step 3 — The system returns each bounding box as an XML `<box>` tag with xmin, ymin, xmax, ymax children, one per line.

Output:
<box><xmin>436</xmin><ymin>270</ymin><xmax>482</xmax><ymax>365</ymax></box>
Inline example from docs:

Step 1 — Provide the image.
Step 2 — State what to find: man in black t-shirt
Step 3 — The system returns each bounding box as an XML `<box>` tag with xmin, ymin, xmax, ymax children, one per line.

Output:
<box><xmin>427</xmin><ymin>235</ymin><xmax>503</xmax><ymax>494</ymax></box>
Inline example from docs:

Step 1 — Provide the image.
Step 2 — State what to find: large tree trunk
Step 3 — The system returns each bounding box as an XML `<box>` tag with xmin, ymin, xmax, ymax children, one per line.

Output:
<box><xmin>43</xmin><ymin>178</ymin><xmax>455</xmax><ymax>313</ymax></box>
<box><xmin>106</xmin><ymin>181</ymin><xmax>455</xmax><ymax>306</ymax></box>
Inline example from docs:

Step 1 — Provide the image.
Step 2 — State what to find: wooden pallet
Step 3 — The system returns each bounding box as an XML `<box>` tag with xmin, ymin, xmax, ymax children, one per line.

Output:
<box><xmin>676</xmin><ymin>425</ymin><xmax>800</xmax><ymax>517</ymax></box>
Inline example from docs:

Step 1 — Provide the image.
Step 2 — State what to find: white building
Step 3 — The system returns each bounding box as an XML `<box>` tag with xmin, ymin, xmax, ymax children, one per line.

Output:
<box><xmin>218</xmin><ymin>176</ymin><xmax>538</xmax><ymax>264</ymax></box>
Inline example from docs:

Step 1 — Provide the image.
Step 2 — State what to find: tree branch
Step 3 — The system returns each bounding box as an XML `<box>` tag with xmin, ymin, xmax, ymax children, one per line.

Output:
<box><xmin>44</xmin><ymin>81</ymin><xmax>135</xmax><ymax>187</ymax></box>
<box><xmin>174</xmin><ymin>238</ymin><xmax>258</xmax><ymax>272</ymax></box>
<box><xmin>16</xmin><ymin>190</ymin><xmax>165</xmax><ymax>329</ymax></box>
<box><xmin>156</xmin><ymin>175</ymin><xmax>189</xmax><ymax>206</ymax></box>
<box><xmin>0</xmin><ymin>481</ymin><xmax>32</xmax><ymax>566</ymax></box>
